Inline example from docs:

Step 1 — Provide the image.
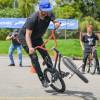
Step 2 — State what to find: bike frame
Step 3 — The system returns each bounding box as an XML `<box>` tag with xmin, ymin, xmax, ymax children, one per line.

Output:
<box><xmin>88</xmin><ymin>52</ymin><xmax>93</xmax><ymax>65</ymax></box>
<box><xmin>87</xmin><ymin>47</ymin><xmax>94</xmax><ymax>66</ymax></box>
<box><xmin>35</xmin><ymin>28</ymin><xmax>62</xmax><ymax>70</ymax></box>
<box><xmin>52</xmin><ymin>48</ymin><xmax>62</xmax><ymax>73</ymax></box>
<box><xmin>34</xmin><ymin>28</ymin><xmax>66</xmax><ymax>76</ymax></box>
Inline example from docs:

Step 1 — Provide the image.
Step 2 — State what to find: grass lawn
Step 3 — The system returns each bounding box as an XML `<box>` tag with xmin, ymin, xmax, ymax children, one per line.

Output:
<box><xmin>0</xmin><ymin>39</ymin><xmax>100</xmax><ymax>57</ymax></box>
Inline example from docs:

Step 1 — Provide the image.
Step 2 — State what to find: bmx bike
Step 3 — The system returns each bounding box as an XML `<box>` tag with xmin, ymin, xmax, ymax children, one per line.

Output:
<box><xmin>34</xmin><ymin>46</ymin><xmax>88</xmax><ymax>93</ymax></box>
<box><xmin>32</xmin><ymin>28</ymin><xmax>89</xmax><ymax>93</ymax></box>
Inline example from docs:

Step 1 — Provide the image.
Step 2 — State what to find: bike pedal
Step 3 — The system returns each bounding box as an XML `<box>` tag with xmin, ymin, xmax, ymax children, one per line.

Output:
<box><xmin>60</xmin><ymin>71</ymin><xmax>70</xmax><ymax>78</ymax></box>
<box><xmin>65</xmin><ymin>72</ymin><xmax>70</xmax><ymax>77</ymax></box>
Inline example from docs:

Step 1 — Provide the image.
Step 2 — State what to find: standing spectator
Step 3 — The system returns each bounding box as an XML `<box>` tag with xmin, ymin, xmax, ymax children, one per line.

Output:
<box><xmin>80</xmin><ymin>24</ymin><xmax>100</xmax><ymax>74</ymax></box>
<box><xmin>6</xmin><ymin>29</ymin><xmax>22</xmax><ymax>67</ymax></box>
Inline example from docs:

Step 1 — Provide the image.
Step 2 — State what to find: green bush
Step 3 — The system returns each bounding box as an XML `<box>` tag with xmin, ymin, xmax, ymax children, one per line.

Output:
<box><xmin>0</xmin><ymin>0</ymin><xmax>13</xmax><ymax>8</ymax></box>
<box><xmin>54</xmin><ymin>5</ymin><xmax>82</xmax><ymax>18</ymax></box>
<box><xmin>0</xmin><ymin>29</ymin><xmax>12</xmax><ymax>40</ymax></box>
<box><xmin>43</xmin><ymin>30</ymin><xmax>78</xmax><ymax>39</ymax></box>
<box><xmin>79</xmin><ymin>16</ymin><xmax>100</xmax><ymax>32</ymax></box>
<box><xmin>0</xmin><ymin>8</ymin><xmax>23</xmax><ymax>40</ymax></box>
<box><xmin>44</xmin><ymin>30</ymin><xmax>61</xmax><ymax>39</ymax></box>
<box><xmin>0</xmin><ymin>8</ymin><xmax>23</xmax><ymax>17</ymax></box>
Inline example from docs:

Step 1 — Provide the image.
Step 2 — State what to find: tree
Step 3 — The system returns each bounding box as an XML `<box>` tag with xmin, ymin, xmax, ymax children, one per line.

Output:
<box><xmin>54</xmin><ymin>0</ymin><xmax>82</xmax><ymax>19</ymax></box>
<box><xmin>17</xmin><ymin>0</ymin><xmax>38</xmax><ymax>17</ymax></box>
<box><xmin>0</xmin><ymin>8</ymin><xmax>22</xmax><ymax>17</ymax></box>
<box><xmin>79</xmin><ymin>16</ymin><xmax>100</xmax><ymax>32</ymax></box>
<box><xmin>0</xmin><ymin>0</ymin><xmax>13</xmax><ymax>8</ymax></box>
<box><xmin>54</xmin><ymin>5</ymin><xmax>82</xmax><ymax>19</ymax></box>
<box><xmin>95</xmin><ymin>0</ymin><xmax>100</xmax><ymax>21</ymax></box>
<box><xmin>55</xmin><ymin>0</ymin><xmax>100</xmax><ymax>19</ymax></box>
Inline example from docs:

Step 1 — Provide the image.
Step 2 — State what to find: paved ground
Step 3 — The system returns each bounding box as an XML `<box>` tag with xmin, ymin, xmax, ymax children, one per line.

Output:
<box><xmin>0</xmin><ymin>56</ymin><xmax>100</xmax><ymax>100</ymax></box>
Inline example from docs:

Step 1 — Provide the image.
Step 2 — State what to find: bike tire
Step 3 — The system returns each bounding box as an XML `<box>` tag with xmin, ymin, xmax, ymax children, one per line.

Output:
<box><xmin>44</xmin><ymin>68</ymin><xmax>66</xmax><ymax>92</ymax></box>
<box><xmin>62</xmin><ymin>57</ymin><xmax>88</xmax><ymax>83</ymax></box>
<box><xmin>85</xmin><ymin>60</ymin><xmax>91</xmax><ymax>73</ymax></box>
<box><xmin>90</xmin><ymin>58</ymin><xmax>97</xmax><ymax>74</ymax></box>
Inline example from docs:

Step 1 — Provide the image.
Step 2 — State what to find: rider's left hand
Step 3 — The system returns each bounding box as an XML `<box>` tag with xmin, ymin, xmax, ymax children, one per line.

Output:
<box><xmin>92</xmin><ymin>46</ymin><xmax>96</xmax><ymax>52</ymax></box>
<box><xmin>54</xmin><ymin>22</ymin><xmax>61</xmax><ymax>29</ymax></box>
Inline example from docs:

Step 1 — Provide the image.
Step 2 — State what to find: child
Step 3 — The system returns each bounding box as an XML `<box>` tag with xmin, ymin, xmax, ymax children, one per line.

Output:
<box><xmin>80</xmin><ymin>24</ymin><xmax>100</xmax><ymax>74</ymax></box>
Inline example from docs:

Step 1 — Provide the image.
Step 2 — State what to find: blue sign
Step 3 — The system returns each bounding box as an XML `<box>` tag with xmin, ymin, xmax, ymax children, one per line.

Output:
<box><xmin>0</xmin><ymin>18</ymin><xmax>26</xmax><ymax>28</ymax></box>
<box><xmin>0</xmin><ymin>18</ymin><xmax>78</xmax><ymax>30</ymax></box>
<box><xmin>48</xmin><ymin>19</ymin><xmax>78</xmax><ymax>30</ymax></box>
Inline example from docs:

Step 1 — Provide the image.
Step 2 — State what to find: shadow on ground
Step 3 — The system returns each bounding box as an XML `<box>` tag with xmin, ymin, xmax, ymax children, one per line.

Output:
<box><xmin>21</xmin><ymin>65</ymin><xmax>31</xmax><ymax>67</ymax></box>
<box><xmin>45</xmin><ymin>90</ymin><xmax>97</xmax><ymax>100</ymax></box>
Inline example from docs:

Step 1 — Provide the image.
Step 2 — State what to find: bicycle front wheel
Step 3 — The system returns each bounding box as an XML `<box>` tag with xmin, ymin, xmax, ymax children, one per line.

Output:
<box><xmin>62</xmin><ymin>57</ymin><xmax>88</xmax><ymax>83</ymax></box>
<box><xmin>44</xmin><ymin>68</ymin><xmax>66</xmax><ymax>92</ymax></box>
<box><xmin>90</xmin><ymin>58</ymin><xmax>97</xmax><ymax>74</ymax></box>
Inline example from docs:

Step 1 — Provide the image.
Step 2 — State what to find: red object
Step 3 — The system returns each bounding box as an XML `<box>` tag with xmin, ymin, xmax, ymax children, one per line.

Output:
<box><xmin>42</xmin><ymin>30</ymin><xmax>57</xmax><ymax>48</ymax></box>
<box><xmin>30</xmin><ymin>66</ymin><xmax>36</xmax><ymax>73</ymax></box>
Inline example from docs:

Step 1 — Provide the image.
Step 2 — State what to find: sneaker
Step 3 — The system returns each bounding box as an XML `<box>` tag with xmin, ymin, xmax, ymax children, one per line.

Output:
<box><xmin>19</xmin><ymin>64</ymin><xmax>22</xmax><ymax>67</ymax></box>
<box><xmin>41</xmin><ymin>79</ymin><xmax>51</xmax><ymax>88</ymax></box>
<box><xmin>97</xmin><ymin>70</ymin><xmax>100</xmax><ymax>74</ymax></box>
<box><xmin>81</xmin><ymin>67</ymin><xmax>85</xmax><ymax>74</ymax></box>
<box><xmin>81</xmin><ymin>69</ymin><xmax>85</xmax><ymax>74</ymax></box>
<box><xmin>8</xmin><ymin>64</ymin><xmax>15</xmax><ymax>66</ymax></box>
<box><xmin>81</xmin><ymin>64</ymin><xmax>85</xmax><ymax>73</ymax></box>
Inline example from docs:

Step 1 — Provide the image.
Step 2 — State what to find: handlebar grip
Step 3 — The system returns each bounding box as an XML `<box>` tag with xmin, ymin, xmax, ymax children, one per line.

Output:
<box><xmin>51</xmin><ymin>47</ymin><xmax>59</xmax><ymax>53</ymax></box>
<box><xmin>34</xmin><ymin>46</ymin><xmax>48</xmax><ymax>51</ymax></box>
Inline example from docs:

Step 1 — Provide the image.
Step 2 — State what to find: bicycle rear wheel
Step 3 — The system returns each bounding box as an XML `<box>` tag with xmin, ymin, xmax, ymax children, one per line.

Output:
<box><xmin>44</xmin><ymin>68</ymin><xmax>66</xmax><ymax>92</ymax></box>
<box><xmin>62</xmin><ymin>57</ymin><xmax>88</xmax><ymax>83</ymax></box>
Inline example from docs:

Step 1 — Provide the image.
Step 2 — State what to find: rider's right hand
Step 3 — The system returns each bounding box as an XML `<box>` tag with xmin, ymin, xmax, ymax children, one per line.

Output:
<box><xmin>29</xmin><ymin>47</ymin><xmax>35</xmax><ymax>55</ymax></box>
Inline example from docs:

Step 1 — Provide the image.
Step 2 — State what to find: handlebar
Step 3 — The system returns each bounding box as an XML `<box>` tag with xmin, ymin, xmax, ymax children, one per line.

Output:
<box><xmin>34</xmin><ymin>46</ymin><xmax>60</xmax><ymax>54</ymax></box>
<box><xmin>51</xmin><ymin>47</ymin><xmax>59</xmax><ymax>53</ymax></box>
<box><xmin>34</xmin><ymin>46</ymin><xmax>58</xmax><ymax>51</ymax></box>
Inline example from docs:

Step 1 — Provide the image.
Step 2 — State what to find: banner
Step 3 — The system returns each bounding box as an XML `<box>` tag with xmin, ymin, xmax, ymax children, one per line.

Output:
<box><xmin>0</xmin><ymin>18</ymin><xmax>78</xmax><ymax>30</ymax></box>
<box><xmin>0</xmin><ymin>18</ymin><xmax>26</xmax><ymax>28</ymax></box>
<box><xmin>48</xmin><ymin>19</ymin><xmax>78</xmax><ymax>30</ymax></box>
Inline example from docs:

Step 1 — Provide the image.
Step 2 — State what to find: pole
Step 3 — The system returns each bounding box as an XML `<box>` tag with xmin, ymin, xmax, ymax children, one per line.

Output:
<box><xmin>65</xmin><ymin>29</ymin><xmax>67</xmax><ymax>40</ymax></box>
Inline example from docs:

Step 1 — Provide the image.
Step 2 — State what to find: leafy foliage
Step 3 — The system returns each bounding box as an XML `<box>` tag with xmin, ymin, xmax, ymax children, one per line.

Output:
<box><xmin>0</xmin><ymin>0</ymin><xmax>100</xmax><ymax>40</ymax></box>
<box><xmin>0</xmin><ymin>0</ymin><xmax>13</xmax><ymax>8</ymax></box>
<box><xmin>0</xmin><ymin>29</ymin><xmax>12</xmax><ymax>40</ymax></box>
<box><xmin>17</xmin><ymin>0</ymin><xmax>38</xmax><ymax>17</ymax></box>
<box><xmin>80</xmin><ymin>16</ymin><xmax>100</xmax><ymax>32</ymax></box>
<box><xmin>0</xmin><ymin>8</ymin><xmax>22</xmax><ymax>17</ymax></box>
<box><xmin>0</xmin><ymin>8</ymin><xmax>23</xmax><ymax>40</ymax></box>
<box><xmin>54</xmin><ymin>5</ymin><xmax>82</xmax><ymax>18</ymax></box>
